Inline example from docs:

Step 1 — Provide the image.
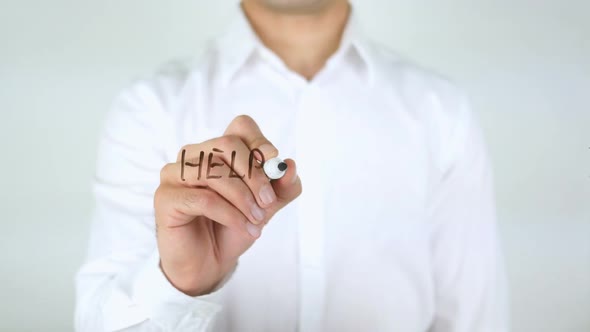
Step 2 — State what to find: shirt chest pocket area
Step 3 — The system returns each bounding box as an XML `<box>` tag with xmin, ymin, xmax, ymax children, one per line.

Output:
<box><xmin>320</xmin><ymin>108</ymin><xmax>428</xmax><ymax>235</ymax></box>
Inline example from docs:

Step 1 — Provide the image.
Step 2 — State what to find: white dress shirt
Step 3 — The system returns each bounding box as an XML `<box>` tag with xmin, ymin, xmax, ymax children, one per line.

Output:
<box><xmin>75</xmin><ymin>6</ymin><xmax>508</xmax><ymax>332</ymax></box>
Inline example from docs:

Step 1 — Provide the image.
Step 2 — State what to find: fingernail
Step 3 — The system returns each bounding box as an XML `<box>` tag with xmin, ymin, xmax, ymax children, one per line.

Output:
<box><xmin>259</xmin><ymin>184</ymin><xmax>276</xmax><ymax>206</ymax></box>
<box><xmin>250</xmin><ymin>204</ymin><xmax>266</xmax><ymax>224</ymax></box>
<box><xmin>246</xmin><ymin>222</ymin><xmax>261</xmax><ymax>238</ymax></box>
<box><xmin>291</xmin><ymin>173</ymin><xmax>298</xmax><ymax>184</ymax></box>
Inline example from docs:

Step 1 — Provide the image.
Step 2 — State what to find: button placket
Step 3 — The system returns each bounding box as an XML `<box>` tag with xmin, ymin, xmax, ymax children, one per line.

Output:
<box><xmin>294</xmin><ymin>84</ymin><xmax>327</xmax><ymax>332</ymax></box>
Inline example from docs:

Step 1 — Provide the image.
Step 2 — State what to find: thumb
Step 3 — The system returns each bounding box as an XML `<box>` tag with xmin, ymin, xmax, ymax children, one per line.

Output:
<box><xmin>271</xmin><ymin>159</ymin><xmax>302</xmax><ymax>206</ymax></box>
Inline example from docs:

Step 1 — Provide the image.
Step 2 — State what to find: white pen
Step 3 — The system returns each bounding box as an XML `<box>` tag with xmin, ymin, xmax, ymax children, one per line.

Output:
<box><xmin>263</xmin><ymin>157</ymin><xmax>288</xmax><ymax>180</ymax></box>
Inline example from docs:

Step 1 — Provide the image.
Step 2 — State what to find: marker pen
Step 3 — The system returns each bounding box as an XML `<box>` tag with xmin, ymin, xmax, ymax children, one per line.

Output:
<box><xmin>263</xmin><ymin>157</ymin><xmax>288</xmax><ymax>180</ymax></box>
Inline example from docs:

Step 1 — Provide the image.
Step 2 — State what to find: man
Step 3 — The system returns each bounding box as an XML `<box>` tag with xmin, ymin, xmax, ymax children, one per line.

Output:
<box><xmin>75</xmin><ymin>0</ymin><xmax>508</xmax><ymax>331</ymax></box>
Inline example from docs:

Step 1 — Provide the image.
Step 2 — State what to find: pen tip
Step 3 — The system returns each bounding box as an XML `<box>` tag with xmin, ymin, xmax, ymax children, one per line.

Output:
<box><xmin>278</xmin><ymin>162</ymin><xmax>288</xmax><ymax>171</ymax></box>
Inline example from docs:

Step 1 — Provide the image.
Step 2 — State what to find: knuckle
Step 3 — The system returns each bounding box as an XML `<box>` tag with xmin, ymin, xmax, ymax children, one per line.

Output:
<box><xmin>182</xmin><ymin>191</ymin><xmax>198</xmax><ymax>209</ymax></box>
<box><xmin>179</xmin><ymin>144</ymin><xmax>191</xmax><ymax>154</ymax></box>
<box><xmin>186</xmin><ymin>190</ymin><xmax>213</xmax><ymax>210</ymax></box>
<box><xmin>153</xmin><ymin>186</ymin><xmax>168</xmax><ymax>209</ymax></box>
<box><xmin>159</xmin><ymin>163</ymin><xmax>175</xmax><ymax>182</ymax></box>
<box><xmin>177</xmin><ymin>144</ymin><xmax>193</xmax><ymax>160</ymax></box>
<box><xmin>218</xmin><ymin>135</ymin><xmax>240</xmax><ymax>149</ymax></box>
<box><xmin>232</xmin><ymin>114</ymin><xmax>254</xmax><ymax>129</ymax></box>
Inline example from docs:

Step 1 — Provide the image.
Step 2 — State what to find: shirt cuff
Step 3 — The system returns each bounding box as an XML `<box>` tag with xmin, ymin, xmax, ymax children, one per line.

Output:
<box><xmin>105</xmin><ymin>250</ymin><xmax>235</xmax><ymax>331</ymax></box>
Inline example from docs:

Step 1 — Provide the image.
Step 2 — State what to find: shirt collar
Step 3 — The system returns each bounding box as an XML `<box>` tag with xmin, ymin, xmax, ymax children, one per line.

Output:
<box><xmin>214</xmin><ymin>4</ymin><xmax>375</xmax><ymax>86</ymax></box>
<box><xmin>328</xmin><ymin>7</ymin><xmax>375</xmax><ymax>84</ymax></box>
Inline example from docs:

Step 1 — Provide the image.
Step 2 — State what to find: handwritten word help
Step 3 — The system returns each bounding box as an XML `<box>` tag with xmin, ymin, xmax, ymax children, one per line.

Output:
<box><xmin>180</xmin><ymin>148</ymin><xmax>266</xmax><ymax>181</ymax></box>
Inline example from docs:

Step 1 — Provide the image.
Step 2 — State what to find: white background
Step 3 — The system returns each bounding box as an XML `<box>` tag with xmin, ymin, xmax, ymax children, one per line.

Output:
<box><xmin>0</xmin><ymin>1</ymin><xmax>588</xmax><ymax>331</ymax></box>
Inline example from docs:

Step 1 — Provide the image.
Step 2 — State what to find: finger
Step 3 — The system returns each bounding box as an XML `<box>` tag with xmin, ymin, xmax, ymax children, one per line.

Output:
<box><xmin>224</xmin><ymin>115</ymin><xmax>279</xmax><ymax>160</ymax></box>
<box><xmin>224</xmin><ymin>115</ymin><xmax>281</xmax><ymax>208</ymax></box>
<box><xmin>155</xmin><ymin>185</ymin><xmax>262</xmax><ymax>239</ymax></box>
<box><xmin>160</xmin><ymin>160</ymin><xmax>267</xmax><ymax>225</ymax></box>
<box><xmin>271</xmin><ymin>159</ymin><xmax>302</xmax><ymax>206</ymax></box>
<box><xmin>257</xmin><ymin>159</ymin><xmax>301</xmax><ymax>226</ymax></box>
<box><xmin>176</xmin><ymin>135</ymin><xmax>275</xmax><ymax>208</ymax></box>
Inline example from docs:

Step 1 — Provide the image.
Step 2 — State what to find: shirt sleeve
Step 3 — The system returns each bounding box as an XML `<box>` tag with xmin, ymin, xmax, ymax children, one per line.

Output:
<box><xmin>75</xmin><ymin>80</ymin><xmax>228</xmax><ymax>331</ymax></box>
<box><xmin>428</xmin><ymin>94</ymin><xmax>509</xmax><ymax>332</ymax></box>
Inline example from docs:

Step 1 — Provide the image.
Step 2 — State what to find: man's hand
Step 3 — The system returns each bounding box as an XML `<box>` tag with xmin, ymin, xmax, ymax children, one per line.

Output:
<box><xmin>154</xmin><ymin>115</ymin><xmax>302</xmax><ymax>296</ymax></box>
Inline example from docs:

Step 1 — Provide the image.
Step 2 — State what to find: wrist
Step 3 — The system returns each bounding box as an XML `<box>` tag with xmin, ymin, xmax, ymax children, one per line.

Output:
<box><xmin>159</xmin><ymin>260</ymin><xmax>221</xmax><ymax>297</ymax></box>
